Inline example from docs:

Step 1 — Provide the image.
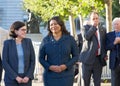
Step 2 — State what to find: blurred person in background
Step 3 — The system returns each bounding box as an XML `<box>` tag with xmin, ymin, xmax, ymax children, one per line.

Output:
<box><xmin>106</xmin><ymin>17</ymin><xmax>120</xmax><ymax>86</ymax></box>
<box><xmin>79</xmin><ymin>12</ymin><xmax>107</xmax><ymax>86</ymax></box>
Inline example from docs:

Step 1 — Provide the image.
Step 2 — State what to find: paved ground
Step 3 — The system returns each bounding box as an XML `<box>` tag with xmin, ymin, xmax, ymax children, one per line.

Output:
<box><xmin>32</xmin><ymin>82</ymin><xmax>111</xmax><ymax>86</ymax></box>
<box><xmin>1</xmin><ymin>80</ymin><xmax>111</xmax><ymax>86</ymax></box>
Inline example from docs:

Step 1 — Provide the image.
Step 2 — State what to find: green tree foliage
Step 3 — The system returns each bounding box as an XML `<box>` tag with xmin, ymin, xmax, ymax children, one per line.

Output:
<box><xmin>23</xmin><ymin>0</ymin><xmax>105</xmax><ymax>21</ymax></box>
<box><xmin>112</xmin><ymin>0</ymin><xmax>120</xmax><ymax>19</ymax></box>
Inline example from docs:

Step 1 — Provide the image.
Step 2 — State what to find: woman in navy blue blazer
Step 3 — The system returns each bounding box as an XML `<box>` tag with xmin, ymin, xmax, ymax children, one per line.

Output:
<box><xmin>39</xmin><ymin>16</ymin><xmax>79</xmax><ymax>86</ymax></box>
<box><xmin>2</xmin><ymin>21</ymin><xmax>35</xmax><ymax>86</ymax></box>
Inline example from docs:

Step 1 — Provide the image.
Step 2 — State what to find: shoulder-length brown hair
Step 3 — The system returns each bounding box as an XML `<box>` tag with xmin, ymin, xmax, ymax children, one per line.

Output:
<box><xmin>9</xmin><ymin>21</ymin><xmax>25</xmax><ymax>38</ymax></box>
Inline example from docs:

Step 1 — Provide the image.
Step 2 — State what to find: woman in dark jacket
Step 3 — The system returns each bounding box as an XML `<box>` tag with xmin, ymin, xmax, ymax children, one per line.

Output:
<box><xmin>2</xmin><ymin>21</ymin><xmax>35</xmax><ymax>86</ymax></box>
<box><xmin>39</xmin><ymin>16</ymin><xmax>79</xmax><ymax>86</ymax></box>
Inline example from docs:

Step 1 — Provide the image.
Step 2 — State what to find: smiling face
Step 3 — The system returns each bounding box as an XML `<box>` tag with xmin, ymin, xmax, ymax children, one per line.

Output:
<box><xmin>49</xmin><ymin>19</ymin><xmax>62</xmax><ymax>34</ymax></box>
<box><xmin>15</xmin><ymin>26</ymin><xmax>27</xmax><ymax>39</ymax></box>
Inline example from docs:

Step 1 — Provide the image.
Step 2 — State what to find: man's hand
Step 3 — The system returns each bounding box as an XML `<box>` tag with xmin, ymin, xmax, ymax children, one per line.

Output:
<box><xmin>104</xmin><ymin>55</ymin><xmax>108</xmax><ymax>61</ymax></box>
<box><xmin>59</xmin><ymin>64</ymin><xmax>67</xmax><ymax>71</ymax></box>
<box><xmin>114</xmin><ymin>37</ymin><xmax>120</xmax><ymax>44</ymax></box>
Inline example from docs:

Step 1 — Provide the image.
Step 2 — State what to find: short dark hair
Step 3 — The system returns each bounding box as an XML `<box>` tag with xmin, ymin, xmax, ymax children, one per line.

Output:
<box><xmin>9</xmin><ymin>21</ymin><xmax>25</xmax><ymax>38</ymax></box>
<box><xmin>89</xmin><ymin>11</ymin><xmax>99</xmax><ymax>19</ymax></box>
<box><xmin>47</xmin><ymin>16</ymin><xmax>69</xmax><ymax>35</ymax></box>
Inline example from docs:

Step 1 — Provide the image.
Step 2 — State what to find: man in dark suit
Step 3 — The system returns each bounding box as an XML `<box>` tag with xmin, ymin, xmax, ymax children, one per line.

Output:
<box><xmin>79</xmin><ymin>12</ymin><xmax>107</xmax><ymax>86</ymax></box>
<box><xmin>106</xmin><ymin>17</ymin><xmax>120</xmax><ymax>86</ymax></box>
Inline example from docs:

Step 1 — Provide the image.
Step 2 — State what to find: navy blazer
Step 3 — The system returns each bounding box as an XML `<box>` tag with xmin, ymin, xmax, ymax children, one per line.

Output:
<box><xmin>2</xmin><ymin>38</ymin><xmax>35</xmax><ymax>83</ymax></box>
<box><xmin>106</xmin><ymin>31</ymin><xmax>118</xmax><ymax>69</ymax></box>
<box><xmin>39</xmin><ymin>34</ymin><xmax>79</xmax><ymax>78</ymax></box>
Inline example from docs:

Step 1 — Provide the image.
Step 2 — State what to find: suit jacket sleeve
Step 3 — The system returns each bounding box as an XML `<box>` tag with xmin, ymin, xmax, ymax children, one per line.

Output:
<box><xmin>82</xmin><ymin>25</ymin><xmax>97</xmax><ymax>41</ymax></box>
<box><xmin>39</xmin><ymin>38</ymin><xmax>51</xmax><ymax>71</ymax></box>
<box><xmin>64</xmin><ymin>36</ymin><xmax>79</xmax><ymax>69</ymax></box>
<box><xmin>25</xmin><ymin>39</ymin><xmax>35</xmax><ymax>79</ymax></box>
<box><xmin>2</xmin><ymin>40</ymin><xmax>18</xmax><ymax>80</ymax></box>
<box><xmin>106</xmin><ymin>32</ymin><xmax>116</xmax><ymax>50</ymax></box>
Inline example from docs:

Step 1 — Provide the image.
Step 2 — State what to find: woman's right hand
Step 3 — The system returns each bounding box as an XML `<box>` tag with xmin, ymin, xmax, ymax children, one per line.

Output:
<box><xmin>16</xmin><ymin>76</ymin><xmax>23</xmax><ymax>83</ymax></box>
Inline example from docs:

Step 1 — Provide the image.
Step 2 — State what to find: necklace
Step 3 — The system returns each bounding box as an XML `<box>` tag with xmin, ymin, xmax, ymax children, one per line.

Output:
<box><xmin>15</xmin><ymin>38</ymin><xmax>22</xmax><ymax>44</ymax></box>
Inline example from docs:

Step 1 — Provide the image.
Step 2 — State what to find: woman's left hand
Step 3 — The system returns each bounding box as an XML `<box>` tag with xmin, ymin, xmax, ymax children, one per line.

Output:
<box><xmin>60</xmin><ymin>64</ymin><xmax>67</xmax><ymax>71</ymax></box>
<box><xmin>22</xmin><ymin>77</ymin><xmax>29</xmax><ymax>83</ymax></box>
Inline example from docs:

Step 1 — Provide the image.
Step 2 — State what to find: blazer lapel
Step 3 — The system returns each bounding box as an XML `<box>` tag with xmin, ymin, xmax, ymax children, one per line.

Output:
<box><xmin>99</xmin><ymin>27</ymin><xmax>104</xmax><ymax>45</ymax></box>
<box><xmin>21</xmin><ymin>39</ymin><xmax>27</xmax><ymax>66</ymax></box>
<box><xmin>98</xmin><ymin>27</ymin><xmax>105</xmax><ymax>54</ymax></box>
<box><xmin>12</xmin><ymin>39</ymin><xmax>18</xmax><ymax>64</ymax></box>
<box><xmin>113</xmin><ymin>31</ymin><xmax>116</xmax><ymax>39</ymax></box>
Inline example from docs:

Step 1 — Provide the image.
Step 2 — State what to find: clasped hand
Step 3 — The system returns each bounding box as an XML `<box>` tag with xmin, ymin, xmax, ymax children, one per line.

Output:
<box><xmin>16</xmin><ymin>76</ymin><xmax>29</xmax><ymax>84</ymax></box>
<box><xmin>49</xmin><ymin>64</ymin><xmax>67</xmax><ymax>73</ymax></box>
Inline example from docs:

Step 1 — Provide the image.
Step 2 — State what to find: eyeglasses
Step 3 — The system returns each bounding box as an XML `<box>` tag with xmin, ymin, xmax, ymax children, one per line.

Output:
<box><xmin>20</xmin><ymin>29</ymin><xmax>27</xmax><ymax>31</ymax></box>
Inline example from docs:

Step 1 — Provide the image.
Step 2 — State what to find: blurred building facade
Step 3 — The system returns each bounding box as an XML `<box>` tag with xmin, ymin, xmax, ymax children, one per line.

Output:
<box><xmin>0</xmin><ymin>0</ymin><xmax>25</xmax><ymax>30</ymax></box>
